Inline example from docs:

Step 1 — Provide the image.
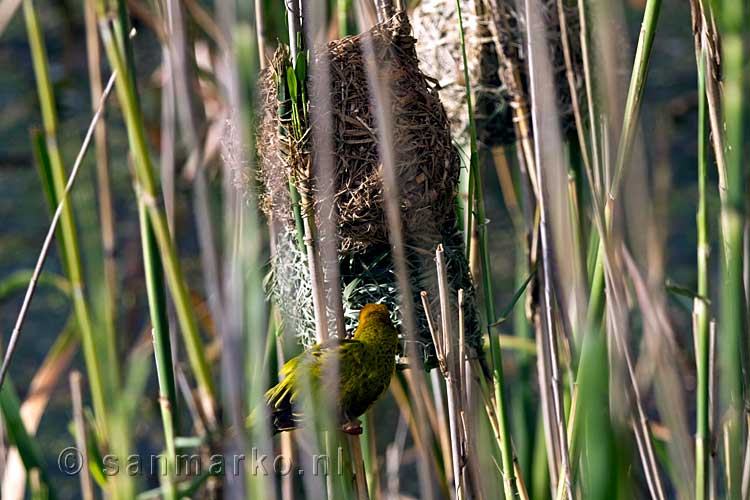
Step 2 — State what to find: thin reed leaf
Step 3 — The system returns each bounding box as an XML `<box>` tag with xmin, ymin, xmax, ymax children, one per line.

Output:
<box><xmin>137</xmin><ymin>194</ymin><xmax>177</xmax><ymax>499</ymax></box>
<box><xmin>0</xmin><ymin>379</ymin><xmax>55</xmax><ymax>498</ymax></box>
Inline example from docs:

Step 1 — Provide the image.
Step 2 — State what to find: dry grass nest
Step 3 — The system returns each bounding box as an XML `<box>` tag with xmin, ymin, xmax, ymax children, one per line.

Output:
<box><xmin>255</xmin><ymin>12</ymin><xmax>482</xmax><ymax>367</ymax></box>
<box><xmin>412</xmin><ymin>0</ymin><xmax>583</xmax><ymax>149</ymax></box>
<box><xmin>258</xmin><ymin>12</ymin><xmax>460</xmax><ymax>255</ymax></box>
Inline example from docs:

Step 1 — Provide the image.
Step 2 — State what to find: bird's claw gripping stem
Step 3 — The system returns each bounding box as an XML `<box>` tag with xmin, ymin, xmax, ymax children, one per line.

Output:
<box><xmin>342</xmin><ymin>419</ymin><xmax>363</xmax><ymax>435</ymax></box>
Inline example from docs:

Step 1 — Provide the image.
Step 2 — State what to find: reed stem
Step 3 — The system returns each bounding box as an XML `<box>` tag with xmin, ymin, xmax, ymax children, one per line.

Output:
<box><xmin>21</xmin><ymin>0</ymin><xmax>113</xmax><ymax>438</ymax></box>
<box><xmin>137</xmin><ymin>193</ymin><xmax>178</xmax><ymax>500</ymax></box>
<box><xmin>714</xmin><ymin>0</ymin><xmax>747</xmax><ymax>494</ymax></box>
<box><xmin>453</xmin><ymin>1</ymin><xmax>517</xmax><ymax>496</ymax></box>
<box><xmin>694</xmin><ymin>43</ymin><xmax>711</xmax><ymax>500</ymax></box>
<box><xmin>95</xmin><ymin>5</ymin><xmax>216</xmax><ymax>421</ymax></box>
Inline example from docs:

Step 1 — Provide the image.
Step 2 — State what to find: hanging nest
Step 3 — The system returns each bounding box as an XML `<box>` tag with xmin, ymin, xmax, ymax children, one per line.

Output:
<box><xmin>411</xmin><ymin>0</ymin><xmax>583</xmax><ymax>150</ymax></box>
<box><xmin>256</xmin><ymin>12</ymin><xmax>481</xmax><ymax>369</ymax></box>
<box><xmin>412</xmin><ymin>0</ymin><xmax>514</xmax><ymax>151</ymax></box>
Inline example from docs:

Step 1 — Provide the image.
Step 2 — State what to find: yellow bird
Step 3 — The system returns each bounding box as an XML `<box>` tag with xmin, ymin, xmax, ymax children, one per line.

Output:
<box><xmin>266</xmin><ymin>303</ymin><xmax>399</xmax><ymax>434</ymax></box>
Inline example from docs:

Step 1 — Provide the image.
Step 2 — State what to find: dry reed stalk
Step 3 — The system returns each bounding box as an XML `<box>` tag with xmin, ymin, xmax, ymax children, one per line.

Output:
<box><xmin>688</xmin><ymin>0</ymin><xmax>725</xmax><ymax>193</ymax></box>
<box><xmin>365</xmin><ymin>412</ymin><xmax>383</xmax><ymax>499</ymax></box>
<box><xmin>435</xmin><ymin>246</ymin><xmax>466</xmax><ymax>499</ymax></box>
<box><xmin>304</xmin><ymin>0</ymin><xmax>347</xmax><ymax>340</ymax></box>
<box><xmin>255</xmin><ymin>0</ymin><xmax>266</xmax><ymax>68</ymax></box>
<box><xmin>424</xmin><ymin>245</ymin><xmax>492</xmax><ymax>499</ymax></box>
<box><xmin>555</xmin><ymin>0</ymin><xmax>588</xmax><ymax>173</ymax></box>
<box><xmin>523</xmin><ymin>0</ymin><xmax>575</xmax><ymax>496</ymax></box>
<box><xmin>84</xmin><ymin>0</ymin><xmax>118</xmax><ymax>338</ymax></box>
<box><xmin>422</xmin><ymin>292</ymin><xmax>455</xmax><ymax>487</ymax></box>
<box><xmin>349</xmin><ymin>434</ymin><xmax>371</xmax><ymax>500</ymax></box>
<box><xmin>70</xmin><ymin>371</ymin><xmax>94</xmax><ymax>500</ymax></box>
<box><xmin>458</xmin><ymin>289</ymin><xmax>485</xmax><ymax>499</ymax></box>
<box><xmin>536</xmin><ymin>305</ymin><xmax>560</xmax><ymax>494</ymax></box>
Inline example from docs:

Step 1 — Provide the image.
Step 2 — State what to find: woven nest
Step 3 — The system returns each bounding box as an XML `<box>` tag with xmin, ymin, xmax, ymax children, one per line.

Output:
<box><xmin>256</xmin><ymin>13</ymin><xmax>481</xmax><ymax>368</ymax></box>
<box><xmin>412</xmin><ymin>0</ymin><xmax>582</xmax><ymax>149</ymax></box>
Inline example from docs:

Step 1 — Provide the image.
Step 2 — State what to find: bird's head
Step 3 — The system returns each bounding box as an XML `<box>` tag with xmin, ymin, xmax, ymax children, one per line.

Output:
<box><xmin>354</xmin><ymin>303</ymin><xmax>399</xmax><ymax>348</ymax></box>
<box><xmin>358</xmin><ymin>303</ymin><xmax>391</xmax><ymax>324</ymax></box>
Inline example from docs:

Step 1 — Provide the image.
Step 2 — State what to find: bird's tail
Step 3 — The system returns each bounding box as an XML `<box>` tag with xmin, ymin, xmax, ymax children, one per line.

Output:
<box><xmin>245</xmin><ymin>390</ymin><xmax>300</xmax><ymax>434</ymax></box>
<box><xmin>269</xmin><ymin>390</ymin><xmax>298</xmax><ymax>434</ymax></box>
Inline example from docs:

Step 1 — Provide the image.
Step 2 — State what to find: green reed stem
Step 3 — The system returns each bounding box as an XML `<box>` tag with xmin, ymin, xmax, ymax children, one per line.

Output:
<box><xmin>23</xmin><ymin>0</ymin><xmax>112</xmax><ymax>439</ymax></box>
<box><xmin>454</xmin><ymin>0</ymin><xmax>517</xmax><ymax>497</ymax></box>
<box><xmin>579</xmin><ymin>0</ymin><xmax>663</xmax><ymax>394</ymax></box>
<box><xmin>586</xmin><ymin>0</ymin><xmax>663</xmax><ymax>315</ymax></box>
<box><xmin>714</xmin><ymin>0</ymin><xmax>747</xmax><ymax>495</ymax></box>
<box><xmin>609</xmin><ymin>0</ymin><xmax>663</xmax><ymax>199</ymax></box>
<box><xmin>95</xmin><ymin>4</ymin><xmax>216</xmax><ymax>418</ymax></box>
<box><xmin>566</xmin><ymin>0</ymin><xmax>662</xmax><ymax>495</ymax></box>
<box><xmin>694</xmin><ymin>44</ymin><xmax>710</xmax><ymax>500</ymax></box>
<box><xmin>137</xmin><ymin>195</ymin><xmax>177</xmax><ymax>500</ymax></box>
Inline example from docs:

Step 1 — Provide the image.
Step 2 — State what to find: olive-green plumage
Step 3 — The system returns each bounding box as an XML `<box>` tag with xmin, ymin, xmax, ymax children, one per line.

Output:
<box><xmin>266</xmin><ymin>303</ymin><xmax>399</xmax><ymax>433</ymax></box>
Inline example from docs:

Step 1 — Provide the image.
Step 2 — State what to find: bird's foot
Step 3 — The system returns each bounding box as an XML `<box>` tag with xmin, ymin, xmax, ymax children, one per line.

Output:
<box><xmin>341</xmin><ymin>419</ymin><xmax>363</xmax><ymax>435</ymax></box>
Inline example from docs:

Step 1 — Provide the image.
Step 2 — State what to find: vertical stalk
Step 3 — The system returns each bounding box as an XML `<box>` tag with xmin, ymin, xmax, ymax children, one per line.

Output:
<box><xmin>714</xmin><ymin>0</ymin><xmax>747</xmax><ymax>494</ymax></box>
<box><xmin>137</xmin><ymin>194</ymin><xmax>177</xmax><ymax>500</ymax></box>
<box><xmin>695</xmin><ymin>44</ymin><xmax>711</xmax><ymax>500</ymax></box>
<box><xmin>23</xmin><ymin>0</ymin><xmax>112</xmax><ymax>438</ymax></box>
<box><xmin>95</xmin><ymin>6</ymin><xmax>216</xmax><ymax>420</ymax></box>
<box><xmin>349</xmin><ymin>434</ymin><xmax>371</xmax><ymax>500</ymax></box>
<box><xmin>285</xmin><ymin>1</ymin><xmax>329</xmax><ymax>343</ymax></box>
<box><xmin>436</xmin><ymin>246</ymin><xmax>464</xmax><ymax>498</ymax></box>
<box><xmin>454</xmin><ymin>0</ymin><xmax>517</xmax><ymax>496</ymax></box>
<box><xmin>586</xmin><ymin>0</ymin><xmax>663</xmax><ymax>322</ymax></box>
<box><xmin>609</xmin><ymin>0</ymin><xmax>663</xmax><ymax>198</ymax></box>
<box><xmin>84</xmin><ymin>0</ymin><xmax>118</xmax><ymax>352</ymax></box>
<box><xmin>455</xmin><ymin>0</ymin><xmax>480</xmax><ymax>259</ymax></box>
<box><xmin>338</xmin><ymin>0</ymin><xmax>352</xmax><ymax>36</ymax></box>
<box><xmin>571</xmin><ymin>4</ymin><xmax>664</xmax><ymax>484</ymax></box>
<box><xmin>70</xmin><ymin>371</ymin><xmax>95</xmax><ymax>500</ymax></box>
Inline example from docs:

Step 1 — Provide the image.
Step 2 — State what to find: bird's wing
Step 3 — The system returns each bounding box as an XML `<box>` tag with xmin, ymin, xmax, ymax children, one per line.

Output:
<box><xmin>265</xmin><ymin>338</ymin><xmax>362</xmax><ymax>408</ymax></box>
<box><xmin>265</xmin><ymin>353</ymin><xmax>303</xmax><ymax>408</ymax></box>
<box><xmin>318</xmin><ymin>339</ymin><xmax>365</xmax><ymax>392</ymax></box>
